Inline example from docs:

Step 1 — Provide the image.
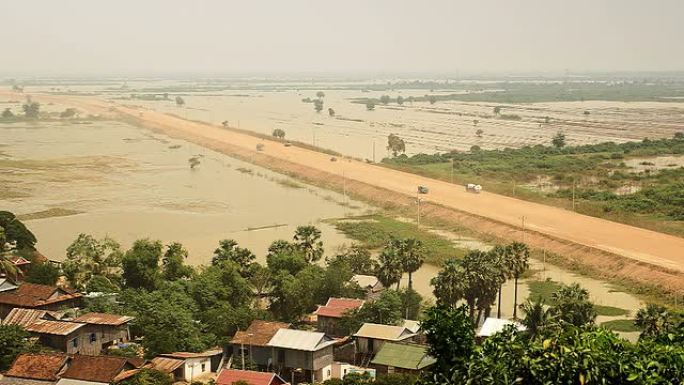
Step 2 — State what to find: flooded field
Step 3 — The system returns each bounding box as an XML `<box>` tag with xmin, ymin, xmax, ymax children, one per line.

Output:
<box><xmin>0</xmin><ymin>120</ymin><xmax>369</xmax><ymax>263</ymax></box>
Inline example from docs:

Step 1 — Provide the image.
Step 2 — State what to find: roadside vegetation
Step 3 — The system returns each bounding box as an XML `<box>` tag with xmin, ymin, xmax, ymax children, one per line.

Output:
<box><xmin>382</xmin><ymin>133</ymin><xmax>684</xmax><ymax>236</ymax></box>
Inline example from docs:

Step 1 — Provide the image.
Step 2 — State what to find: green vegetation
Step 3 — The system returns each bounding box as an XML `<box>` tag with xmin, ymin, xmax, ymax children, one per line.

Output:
<box><xmin>383</xmin><ymin>134</ymin><xmax>684</xmax><ymax>235</ymax></box>
<box><xmin>330</xmin><ymin>215</ymin><xmax>464</xmax><ymax>265</ymax></box>
<box><xmin>528</xmin><ymin>279</ymin><xmax>628</xmax><ymax>317</ymax></box>
<box><xmin>601</xmin><ymin>319</ymin><xmax>641</xmax><ymax>332</ymax></box>
<box><xmin>0</xmin><ymin>325</ymin><xmax>36</xmax><ymax>371</ymax></box>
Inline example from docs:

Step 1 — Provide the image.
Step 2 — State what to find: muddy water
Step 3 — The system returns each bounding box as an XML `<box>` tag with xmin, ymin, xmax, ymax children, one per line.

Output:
<box><xmin>1</xmin><ymin>121</ymin><xmax>369</xmax><ymax>263</ymax></box>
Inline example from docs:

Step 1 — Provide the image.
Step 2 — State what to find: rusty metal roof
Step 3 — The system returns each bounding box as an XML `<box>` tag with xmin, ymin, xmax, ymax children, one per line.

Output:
<box><xmin>72</xmin><ymin>312</ymin><xmax>133</xmax><ymax>326</ymax></box>
<box><xmin>150</xmin><ymin>357</ymin><xmax>184</xmax><ymax>373</ymax></box>
<box><xmin>4</xmin><ymin>353</ymin><xmax>68</xmax><ymax>381</ymax></box>
<box><xmin>314</xmin><ymin>297</ymin><xmax>364</xmax><ymax>319</ymax></box>
<box><xmin>2</xmin><ymin>308</ymin><xmax>49</xmax><ymax>327</ymax></box>
<box><xmin>24</xmin><ymin>320</ymin><xmax>85</xmax><ymax>335</ymax></box>
<box><xmin>231</xmin><ymin>320</ymin><xmax>290</xmax><ymax>346</ymax></box>
<box><xmin>61</xmin><ymin>355</ymin><xmax>131</xmax><ymax>383</ymax></box>
<box><xmin>0</xmin><ymin>283</ymin><xmax>82</xmax><ymax>308</ymax></box>
<box><xmin>159</xmin><ymin>348</ymin><xmax>222</xmax><ymax>359</ymax></box>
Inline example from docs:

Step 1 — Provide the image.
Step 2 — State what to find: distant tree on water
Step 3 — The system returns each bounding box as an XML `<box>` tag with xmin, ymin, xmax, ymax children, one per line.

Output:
<box><xmin>380</xmin><ymin>95</ymin><xmax>391</xmax><ymax>105</ymax></box>
<box><xmin>316</xmin><ymin>91</ymin><xmax>325</xmax><ymax>98</ymax></box>
<box><xmin>475</xmin><ymin>128</ymin><xmax>483</xmax><ymax>138</ymax></box>
<box><xmin>22</xmin><ymin>102</ymin><xmax>40</xmax><ymax>119</ymax></box>
<box><xmin>328</xmin><ymin>108</ymin><xmax>335</xmax><ymax>117</ymax></box>
<box><xmin>366</xmin><ymin>101</ymin><xmax>375</xmax><ymax>111</ymax></box>
<box><xmin>313</xmin><ymin>99</ymin><xmax>324</xmax><ymax>113</ymax></box>
<box><xmin>428</xmin><ymin>95</ymin><xmax>437</xmax><ymax>105</ymax></box>
<box><xmin>188</xmin><ymin>156</ymin><xmax>200</xmax><ymax>169</ymax></box>
<box><xmin>60</xmin><ymin>108</ymin><xmax>78</xmax><ymax>118</ymax></box>
<box><xmin>272</xmin><ymin>128</ymin><xmax>286</xmax><ymax>139</ymax></box>
<box><xmin>552</xmin><ymin>131</ymin><xmax>566</xmax><ymax>148</ymax></box>
<box><xmin>1</xmin><ymin>108</ymin><xmax>13</xmax><ymax>118</ymax></box>
<box><xmin>175</xmin><ymin>96</ymin><xmax>185</xmax><ymax>107</ymax></box>
<box><xmin>386</xmin><ymin>133</ymin><xmax>406</xmax><ymax>157</ymax></box>
<box><xmin>493</xmin><ymin>106</ymin><xmax>501</xmax><ymax>115</ymax></box>
<box><xmin>397</xmin><ymin>96</ymin><xmax>404</xmax><ymax>106</ymax></box>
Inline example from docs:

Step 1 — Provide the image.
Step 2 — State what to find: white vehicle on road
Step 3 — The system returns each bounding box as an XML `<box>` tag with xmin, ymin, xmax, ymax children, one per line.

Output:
<box><xmin>466</xmin><ymin>183</ymin><xmax>482</xmax><ymax>193</ymax></box>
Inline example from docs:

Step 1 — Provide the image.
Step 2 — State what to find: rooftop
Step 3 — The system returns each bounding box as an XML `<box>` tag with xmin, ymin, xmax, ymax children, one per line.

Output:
<box><xmin>267</xmin><ymin>329</ymin><xmax>336</xmax><ymax>351</ymax></box>
<box><xmin>150</xmin><ymin>357</ymin><xmax>184</xmax><ymax>374</ymax></box>
<box><xmin>216</xmin><ymin>370</ymin><xmax>287</xmax><ymax>385</ymax></box>
<box><xmin>370</xmin><ymin>343</ymin><xmax>436</xmax><ymax>370</ymax></box>
<box><xmin>477</xmin><ymin>317</ymin><xmax>526</xmax><ymax>337</ymax></box>
<box><xmin>72</xmin><ymin>312</ymin><xmax>134</xmax><ymax>326</ymax></box>
<box><xmin>159</xmin><ymin>348</ymin><xmax>222</xmax><ymax>359</ymax></box>
<box><xmin>232</xmin><ymin>320</ymin><xmax>291</xmax><ymax>346</ymax></box>
<box><xmin>314</xmin><ymin>298</ymin><xmax>364</xmax><ymax>319</ymax></box>
<box><xmin>61</xmin><ymin>355</ymin><xmax>139</xmax><ymax>383</ymax></box>
<box><xmin>351</xmin><ymin>275</ymin><xmax>381</xmax><ymax>290</ymax></box>
<box><xmin>0</xmin><ymin>283</ymin><xmax>81</xmax><ymax>308</ymax></box>
<box><xmin>353</xmin><ymin>323</ymin><xmax>416</xmax><ymax>341</ymax></box>
<box><xmin>24</xmin><ymin>319</ymin><xmax>85</xmax><ymax>336</ymax></box>
<box><xmin>4</xmin><ymin>353</ymin><xmax>68</xmax><ymax>381</ymax></box>
<box><xmin>2</xmin><ymin>308</ymin><xmax>52</xmax><ymax>327</ymax></box>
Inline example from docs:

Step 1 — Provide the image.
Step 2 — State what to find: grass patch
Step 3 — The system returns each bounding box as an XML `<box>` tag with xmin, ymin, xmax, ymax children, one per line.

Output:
<box><xmin>527</xmin><ymin>279</ymin><xmax>563</xmax><ymax>303</ymax></box>
<box><xmin>235</xmin><ymin>167</ymin><xmax>254</xmax><ymax>175</ymax></box>
<box><xmin>595</xmin><ymin>305</ymin><xmax>630</xmax><ymax>317</ymax></box>
<box><xmin>276</xmin><ymin>178</ymin><xmax>304</xmax><ymax>189</ymax></box>
<box><xmin>601</xmin><ymin>319</ymin><xmax>641</xmax><ymax>333</ymax></box>
<box><xmin>329</xmin><ymin>214</ymin><xmax>466</xmax><ymax>265</ymax></box>
<box><xmin>17</xmin><ymin>208</ymin><xmax>82</xmax><ymax>221</ymax></box>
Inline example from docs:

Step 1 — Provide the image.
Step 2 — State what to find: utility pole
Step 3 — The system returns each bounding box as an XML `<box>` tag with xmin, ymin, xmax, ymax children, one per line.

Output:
<box><xmin>416</xmin><ymin>197</ymin><xmax>422</xmax><ymax>226</ymax></box>
<box><xmin>450</xmin><ymin>158</ymin><xmax>454</xmax><ymax>184</ymax></box>
<box><xmin>372</xmin><ymin>140</ymin><xmax>376</xmax><ymax>163</ymax></box>
<box><xmin>572</xmin><ymin>178</ymin><xmax>576</xmax><ymax>211</ymax></box>
<box><xmin>521</xmin><ymin>216</ymin><xmax>526</xmax><ymax>243</ymax></box>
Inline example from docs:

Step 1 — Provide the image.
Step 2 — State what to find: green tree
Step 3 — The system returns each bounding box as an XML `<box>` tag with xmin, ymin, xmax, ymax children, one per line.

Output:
<box><xmin>24</xmin><ymin>262</ymin><xmax>60</xmax><ymax>285</ymax></box>
<box><xmin>552</xmin><ymin>130</ymin><xmax>566</xmax><ymax>148</ymax></box>
<box><xmin>293</xmin><ymin>225</ymin><xmax>324</xmax><ymax>263</ymax></box>
<box><xmin>380</xmin><ymin>95</ymin><xmax>391</xmax><ymax>105</ymax></box>
<box><xmin>162</xmin><ymin>242</ymin><xmax>193</xmax><ymax>281</ymax></box>
<box><xmin>22</xmin><ymin>101</ymin><xmax>40</xmax><ymax>119</ymax></box>
<box><xmin>376</xmin><ymin>241</ymin><xmax>403</xmax><ymax>289</ymax></box>
<box><xmin>428</xmin><ymin>95</ymin><xmax>437</xmax><ymax>104</ymax></box>
<box><xmin>551</xmin><ymin>283</ymin><xmax>596</xmax><ymax>327</ymax></box>
<box><xmin>421</xmin><ymin>304</ymin><xmax>475</xmax><ymax>382</ymax></box>
<box><xmin>398</xmin><ymin>288</ymin><xmax>423</xmax><ymax>320</ymax></box>
<box><xmin>119</xmin><ymin>369</ymin><xmax>172</xmax><ymax>385</ymax></box>
<box><xmin>1</xmin><ymin>108</ymin><xmax>13</xmax><ymax>118</ymax></box>
<box><xmin>519</xmin><ymin>298</ymin><xmax>553</xmax><ymax>337</ymax></box>
<box><xmin>374</xmin><ymin>373</ymin><xmax>417</xmax><ymax>385</ymax></box>
<box><xmin>396</xmin><ymin>96</ymin><xmax>404</xmax><ymax>106</ymax></box>
<box><xmin>63</xmin><ymin>234</ymin><xmax>123</xmax><ymax>291</ymax></box>
<box><xmin>635</xmin><ymin>304</ymin><xmax>672</xmax><ymax>340</ymax></box>
<box><xmin>314</xmin><ymin>99</ymin><xmax>324</xmax><ymax>113</ymax></box>
<box><xmin>339</xmin><ymin>290</ymin><xmax>403</xmax><ymax>333</ymax></box>
<box><xmin>175</xmin><ymin>96</ymin><xmax>185</xmax><ymax>106</ymax></box>
<box><xmin>212</xmin><ymin>239</ymin><xmax>256</xmax><ymax>271</ymax></box>
<box><xmin>366</xmin><ymin>101</ymin><xmax>375</xmax><ymax>111</ymax></box>
<box><xmin>121</xmin><ymin>239</ymin><xmax>162</xmax><ymax>291</ymax></box>
<box><xmin>398</xmin><ymin>238</ymin><xmax>424</xmax><ymax>290</ymax></box>
<box><xmin>272</xmin><ymin>128</ymin><xmax>286</xmax><ymax>139</ymax></box>
<box><xmin>386</xmin><ymin>134</ymin><xmax>406</xmax><ymax>157</ymax></box>
<box><xmin>0</xmin><ymin>211</ymin><xmax>37</xmax><ymax>250</ymax></box>
<box><xmin>59</xmin><ymin>108</ymin><xmax>78</xmax><ymax>118</ymax></box>
<box><xmin>328</xmin><ymin>108</ymin><xmax>335</xmax><ymax>117</ymax></box>
<box><xmin>493</xmin><ymin>106</ymin><xmax>501</xmax><ymax>115</ymax></box>
<box><xmin>505</xmin><ymin>242</ymin><xmax>529</xmax><ymax>319</ymax></box>
<box><xmin>0</xmin><ymin>325</ymin><xmax>34</xmax><ymax>371</ymax></box>
<box><xmin>316</xmin><ymin>91</ymin><xmax>325</xmax><ymax>98</ymax></box>
<box><xmin>327</xmin><ymin>244</ymin><xmax>377</xmax><ymax>275</ymax></box>
<box><xmin>189</xmin><ymin>262</ymin><xmax>252</xmax><ymax>313</ymax></box>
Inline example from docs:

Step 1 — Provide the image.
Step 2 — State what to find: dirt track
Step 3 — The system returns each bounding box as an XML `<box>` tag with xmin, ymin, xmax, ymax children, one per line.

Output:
<box><xmin>7</xmin><ymin>91</ymin><xmax>684</xmax><ymax>294</ymax></box>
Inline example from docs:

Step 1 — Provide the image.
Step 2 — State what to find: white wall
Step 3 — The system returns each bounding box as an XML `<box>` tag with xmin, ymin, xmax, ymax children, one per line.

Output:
<box><xmin>182</xmin><ymin>357</ymin><xmax>212</xmax><ymax>382</ymax></box>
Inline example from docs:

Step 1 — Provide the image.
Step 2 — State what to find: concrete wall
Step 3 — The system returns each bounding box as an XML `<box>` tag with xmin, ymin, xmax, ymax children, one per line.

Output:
<box><xmin>181</xmin><ymin>357</ymin><xmax>212</xmax><ymax>382</ymax></box>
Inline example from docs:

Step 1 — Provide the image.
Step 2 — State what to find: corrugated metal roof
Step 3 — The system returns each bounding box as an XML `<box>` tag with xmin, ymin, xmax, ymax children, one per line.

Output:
<box><xmin>0</xmin><ymin>283</ymin><xmax>81</xmax><ymax>308</ymax></box>
<box><xmin>370</xmin><ymin>343</ymin><xmax>436</xmax><ymax>370</ymax></box>
<box><xmin>267</xmin><ymin>329</ymin><xmax>336</xmax><ymax>351</ymax></box>
<box><xmin>353</xmin><ymin>323</ymin><xmax>416</xmax><ymax>341</ymax></box>
<box><xmin>25</xmin><ymin>320</ymin><xmax>85</xmax><ymax>336</ymax></box>
<box><xmin>4</xmin><ymin>353</ymin><xmax>68</xmax><ymax>381</ymax></box>
<box><xmin>150</xmin><ymin>357</ymin><xmax>184</xmax><ymax>373</ymax></box>
<box><xmin>72</xmin><ymin>312</ymin><xmax>133</xmax><ymax>326</ymax></box>
<box><xmin>2</xmin><ymin>309</ymin><xmax>49</xmax><ymax>327</ymax></box>
<box><xmin>56</xmin><ymin>379</ymin><xmax>107</xmax><ymax>385</ymax></box>
<box><xmin>160</xmin><ymin>348</ymin><xmax>222</xmax><ymax>359</ymax></box>
<box><xmin>477</xmin><ymin>318</ymin><xmax>526</xmax><ymax>337</ymax></box>
<box><xmin>216</xmin><ymin>370</ymin><xmax>287</xmax><ymax>385</ymax></box>
<box><xmin>61</xmin><ymin>355</ymin><xmax>131</xmax><ymax>383</ymax></box>
<box><xmin>232</xmin><ymin>320</ymin><xmax>290</xmax><ymax>346</ymax></box>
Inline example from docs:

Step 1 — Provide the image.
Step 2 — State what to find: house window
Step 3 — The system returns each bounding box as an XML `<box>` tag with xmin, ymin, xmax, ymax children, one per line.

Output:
<box><xmin>90</xmin><ymin>333</ymin><xmax>97</xmax><ymax>343</ymax></box>
<box><xmin>201</xmin><ymin>363</ymin><xmax>206</xmax><ymax>372</ymax></box>
<box><xmin>72</xmin><ymin>338</ymin><xmax>78</xmax><ymax>348</ymax></box>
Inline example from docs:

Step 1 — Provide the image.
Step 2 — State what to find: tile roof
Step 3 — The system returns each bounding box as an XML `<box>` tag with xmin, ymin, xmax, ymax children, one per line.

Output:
<box><xmin>72</xmin><ymin>312</ymin><xmax>133</xmax><ymax>326</ymax></box>
<box><xmin>477</xmin><ymin>317</ymin><xmax>526</xmax><ymax>337</ymax></box>
<box><xmin>60</xmin><ymin>355</ymin><xmax>132</xmax><ymax>383</ymax></box>
<box><xmin>314</xmin><ymin>298</ymin><xmax>364</xmax><ymax>319</ymax></box>
<box><xmin>267</xmin><ymin>329</ymin><xmax>336</xmax><ymax>352</ymax></box>
<box><xmin>4</xmin><ymin>353</ymin><xmax>68</xmax><ymax>381</ymax></box>
<box><xmin>370</xmin><ymin>343</ymin><xmax>436</xmax><ymax>370</ymax></box>
<box><xmin>150</xmin><ymin>357</ymin><xmax>184</xmax><ymax>374</ymax></box>
<box><xmin>216</xmin><ymin>370</ymin><xmax>287</xmax><ymax>385</ymax></box>
<box><xmin>231</xmin><ymin>320</ymin><xmax>290</xmax><ymax>346</ymax></box>
<box><xmin>24</xmin><ymin>320</ymin><xmax>85</xmax><ymax>336</ymax></box>
<box><xmin>0</xmin><ymin>283</ymin><xmax>82</xmax><ymax>308</ymax></box>
<box><xmin>353</xmin><ymin>323</ymin><xmax>416</xmax><ymax>341</ymax></box>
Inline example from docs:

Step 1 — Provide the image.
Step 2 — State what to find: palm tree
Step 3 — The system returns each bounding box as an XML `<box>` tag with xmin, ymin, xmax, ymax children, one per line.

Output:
<box><xmin>431</xmin><ymin>257</ymin><xmax>466</xmax><ymax>307</ymax></box>
<box><xmin>551</xmin><ymin>283</ymin><xmax>596</xmax><ymax>327</ymax></box>
<box><xmin>635</xmin><ymin>304</ymin><xmax>671</xmax><ymax>339</ymax></box>
<box><xmin>519</xmin><ymin>299</ymin><xmax>552</xmax><ymax>337</ymax></box>
<box><xmin>293</xmin><ymin>226</ymin><xmax>324</xmax><ymax>263</ymax></box>
<box><xmin>399</xmin><ymin>238</ymin><xmax>425</xmax><ymax>290</ymax></box>
<box><xmin>376</xmin><ymin>241</ymin><xmax>403</xmax><ymax>290</ymax></box>
<box><xmin>489</xmin><ymin>245</ymin><xmax>511</xmax><ymax>318</ymax></box>
<box><xmin>506</xmin><ymin>242</ymin><xmax>530</xmax><ymax>319</ymax></box>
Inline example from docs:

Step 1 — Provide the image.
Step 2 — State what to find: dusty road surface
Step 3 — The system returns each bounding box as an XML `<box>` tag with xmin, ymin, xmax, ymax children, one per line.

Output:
<box><xmin>6</xmin><ymin>91</ymin><xmax>684</xmax><ymax>275</ymax></box>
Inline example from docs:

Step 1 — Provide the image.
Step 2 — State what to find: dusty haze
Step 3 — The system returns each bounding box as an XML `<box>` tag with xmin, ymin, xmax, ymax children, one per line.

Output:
<box><xmin>1</xmin><ymin>0</ymin><xmax>682</xmax><ymax>75</ymax></box>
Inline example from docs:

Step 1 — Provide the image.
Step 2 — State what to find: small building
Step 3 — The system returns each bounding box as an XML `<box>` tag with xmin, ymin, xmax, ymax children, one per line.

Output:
<box><xmin>216</xmin><ymin>369</ymin><xmax>288</xmax><ymax>385</ymax></box>
<box><xmin>230</xmin><ymin>320</ymin><xmax>291</xmax><ymax>370</ymax></box>
<box><xmin>314</xmin><ymin>298</ymin><xmax>364</xmax><ymax>336</ymax></box>
<box><xmin>350</xmin><ymin>275</ymin><xmax>383</xmax><ymax>298</ymax></box>
<box><xmin>0</xmin><ymin>353</ymin><xmax>68</xmax><ymax>385</ymax></box>
<box><xmin>330</xmin><ymin>362</ymin><xmax>376</xmax><ymax>380</ymax></box>
<box><xmin>476</xmin><ymin>317</ymin><xmax>526</xmax><ymax>341</ymax></box>
<box><xmin>55</xmin><ymin>355</ymin><xmax>144</xmax><ymax>385</ymax></box>
<box><xmin>370</xmin><ymin>342</ymin><xmax>435</xmax><ymax>375</ymax></box>
<box><xmin>353</xmin><ymin>323</ymin><xmax>417</xmax><ymax>364</ymax></box>
<box><xmin>153</xmin><ymin>349</ymin><xmax>223</xmax><ymax>382</ymax></box>
<box><xmin>25</xmin><ymin>320</ymin><xmax>88</xmax><ymax>355</ymax></box>
<box><xmin>0</xmin><ymin>283</ymin><xmax>82</xmax><ymax>318</ymax></box>
<box><xmin>267</xmin><ymin>328</ymin><xmax>337</xmax><ymax>384</ymax></box>
<box><xmin>72</xmin><ymin>312</ymin><xmax>134</xmax><ymax>351</ymax></box>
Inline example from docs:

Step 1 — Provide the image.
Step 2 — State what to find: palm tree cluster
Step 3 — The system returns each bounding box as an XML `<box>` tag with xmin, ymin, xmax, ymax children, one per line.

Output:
<box><xmin>431</xmin><ymin>242</ymin><xmax>529</xmax><ymax>324</ymax></box>
<box><xmin>519</xmin><ymin>283</ymin><xmax>598</xmax><ymax>337</ymax></box>
<box><xmin>375</xmin><ymin>238</ymin><xmax>425</xmax><ymax>291</ymax></box>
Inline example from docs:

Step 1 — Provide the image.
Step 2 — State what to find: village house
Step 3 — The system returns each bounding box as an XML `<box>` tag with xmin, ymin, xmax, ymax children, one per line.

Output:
<box><xmin>353</xmin><ymin>323</ymin><xmax>417</xmax><ymax>365</ymax></box>
<box><xmin>0</xmin><ymin>283</ymin><xmax>82</xmax><ymax>318</ymax></box>
<box><xmin>370</xmin><ymin>342</ymin><xmax>435</xmax><ymax>375</ymax></box>
<box><xmin>350</xmin><ymin>275</ymin><xmax>383</xmax><ymax>299</ymax></box>
<box><xmin>2</xmin><ymin>309</ymin><xmax>133</xmax><ymax>355</ymax></box>
<box><xmin>150</xmin><ymin>349</ymin><xmax>223</xmax><ymax>382</ymax></box>
<box><xmin>313</xmin><ymin>298</ymin><xmax>364</xmax><ymax>336</ymax></box>
<box><xmin>267</xmin><ymin>328</ymin><xmax>337</xmax><ymax>384</ymax></box>
<box><xmin>55</xmin><ymin>355</ymin><xmax>145</xmax><ymax>385</ymax></box>
<box><xmin>0</xmin><ymin>353</ymin><xmax>68</xmax><ymax>385</ymax></box>
<box><xmin>216</xmin><ymin>369</ymin><xmax>289</xmax><ymax>385</ymax></box>
<box><xmin>230</xmin><ymin>320</ymin><xmax>291</xmax><ymax>371</ymax></box>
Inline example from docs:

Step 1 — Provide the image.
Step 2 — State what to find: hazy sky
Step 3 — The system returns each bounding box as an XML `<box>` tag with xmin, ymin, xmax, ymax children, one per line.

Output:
<box><xmin>1</xmin><ymin>0</ymin><xmax>682</xmax><ymax>75</ymax></box>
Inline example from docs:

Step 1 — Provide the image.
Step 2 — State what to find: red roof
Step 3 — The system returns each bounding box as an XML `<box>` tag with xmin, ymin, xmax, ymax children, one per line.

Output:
<box><xmin>61</xmin><ymin>355</ymin><xmax>136</xmax><ymax>383</ymax></box>
<box><xmin>314</xmin><ymin>297</ymin><xmax>364</xmax><ymax>319</ymax></box>
<box><xmin>5</xmin><ymin>353</ymin><xmax>68</xmax><ymax>381</ymax></box>
<box><xmin>217</xmin><ymin>370</ymin><xmax>287</xmax><ymax>385</ymax></box>
<box><xmin>0</xmin><ymin>283</ymin><xmax>82</xmax><ymax>308</ymax></box>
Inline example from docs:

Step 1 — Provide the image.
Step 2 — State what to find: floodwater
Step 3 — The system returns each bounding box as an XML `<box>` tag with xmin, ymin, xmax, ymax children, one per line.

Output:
<box><xmin>0</xmin><ymin>120</ymin><xmax>369</xmax><ymax>262</ymax></box>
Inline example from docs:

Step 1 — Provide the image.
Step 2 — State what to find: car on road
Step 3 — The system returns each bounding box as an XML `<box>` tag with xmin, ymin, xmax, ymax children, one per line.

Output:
<box><xmin>466</xmin><ymin>183</ymin><xmax>482</xmax><ymax>193</ymax></box>
<box><xmin>417</xmin><ymin>185</ymin><xmax>429</xmax><ymax>194</ymax></box>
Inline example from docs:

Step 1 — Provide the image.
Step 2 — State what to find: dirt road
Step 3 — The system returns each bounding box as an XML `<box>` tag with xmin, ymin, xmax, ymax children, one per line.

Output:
<box><xmin>6</xmin><ymin>92</ymin><xmax>684</xmax><ymax>275</ymax></box>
